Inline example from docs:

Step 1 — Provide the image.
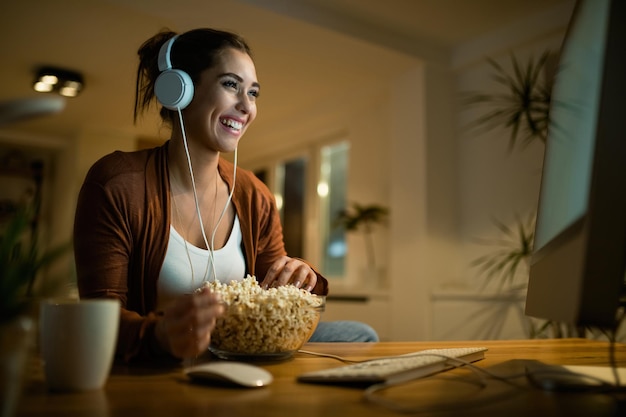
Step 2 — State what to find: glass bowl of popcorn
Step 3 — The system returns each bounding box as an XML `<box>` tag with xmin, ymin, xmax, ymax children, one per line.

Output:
<box><xmin>203</xmin><ymin>276</ymin><xmax>325</xmax><ymax>361</ymax></box>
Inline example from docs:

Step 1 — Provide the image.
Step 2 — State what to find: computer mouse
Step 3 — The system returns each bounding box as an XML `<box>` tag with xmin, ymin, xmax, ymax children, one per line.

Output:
<box><xmin>184</xmin><ymin>361</ymin><xmax>273</xmax><ymax>388</ymax></box>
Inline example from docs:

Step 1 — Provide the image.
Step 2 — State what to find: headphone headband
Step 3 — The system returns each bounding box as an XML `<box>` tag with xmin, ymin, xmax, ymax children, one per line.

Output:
<box><xmin>154</xmin><ymin>34</ymin><xmax>194</xmax><ymax>111</ymax></box>
<box><xmin>158</xmin><ymin>35</ymin><xmax>179</xmax><ymax>72</ymax></box>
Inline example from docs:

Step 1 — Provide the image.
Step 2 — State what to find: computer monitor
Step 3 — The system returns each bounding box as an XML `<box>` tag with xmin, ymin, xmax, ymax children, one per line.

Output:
<box><xmin>525</xmin><ymin>0</ymin><xmax>626</xmax><ymax>330</ymax></box>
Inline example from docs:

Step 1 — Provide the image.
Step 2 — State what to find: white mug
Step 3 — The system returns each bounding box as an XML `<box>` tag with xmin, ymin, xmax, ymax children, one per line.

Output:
<box><xmin>39</xmin><ymin>298</ymin><xmax>120</xmax><ymax>392</ymax></box>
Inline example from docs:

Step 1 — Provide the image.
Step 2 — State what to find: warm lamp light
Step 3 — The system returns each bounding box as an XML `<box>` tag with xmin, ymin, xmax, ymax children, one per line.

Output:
<box><xmin>33</xmin><ymin>66</ymin><xmax>84</xmax><ymax>97</ymax></box>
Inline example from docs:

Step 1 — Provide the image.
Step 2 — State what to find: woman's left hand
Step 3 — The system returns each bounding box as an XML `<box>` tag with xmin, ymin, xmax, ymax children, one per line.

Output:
<box><xmin>260</xmin><ymin>256</ymin><xmax>317</xmax><ymax>292</ymax></box>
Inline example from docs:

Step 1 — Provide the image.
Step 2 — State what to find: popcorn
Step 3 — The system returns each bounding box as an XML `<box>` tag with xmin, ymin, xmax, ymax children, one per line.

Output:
<box><xmin>202</xmin><ymin>276</ymin><xmax>324</xmax><ymax>355</ymax></box>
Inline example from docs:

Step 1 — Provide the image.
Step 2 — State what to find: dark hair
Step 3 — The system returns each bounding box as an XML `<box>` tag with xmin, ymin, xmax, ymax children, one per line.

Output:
<box><xmin>134</xmin><ymin>28</ymin><xmax>252</xmax><ymax>124</ymax></box>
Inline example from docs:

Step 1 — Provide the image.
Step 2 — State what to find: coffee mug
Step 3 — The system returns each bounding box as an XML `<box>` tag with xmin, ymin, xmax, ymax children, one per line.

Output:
<box><xmin>39</xmin><ymin>298</ymin><xmax>120</xmax><ymax>391</ymax></box>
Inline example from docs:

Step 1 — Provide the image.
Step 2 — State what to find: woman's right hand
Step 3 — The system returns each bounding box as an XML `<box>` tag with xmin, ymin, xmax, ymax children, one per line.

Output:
<box><xmin>154</xmin><ymin>287</ymin><xmax>225</xmax><ymax>359</ymax></box>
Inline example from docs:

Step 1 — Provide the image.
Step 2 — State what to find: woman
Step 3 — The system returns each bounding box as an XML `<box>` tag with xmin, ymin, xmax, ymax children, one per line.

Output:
<box><xmin>74</xmin><ymin>28</ymin><xmax>377</xmax><ymax>364</ymax></box>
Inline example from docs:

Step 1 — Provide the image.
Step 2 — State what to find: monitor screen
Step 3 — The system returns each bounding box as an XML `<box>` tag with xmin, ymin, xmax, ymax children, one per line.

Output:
<box><xmin>525</xmin><ymin>0</ymin><xmax>626</xmax><ymax>329</ymax></box>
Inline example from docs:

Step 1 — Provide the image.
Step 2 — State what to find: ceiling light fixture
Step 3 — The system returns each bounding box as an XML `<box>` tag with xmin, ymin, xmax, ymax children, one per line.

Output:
<box><xmin>33</xmin><ymin>66</ymin><xmax>84</xmax><ymax>98</ymax></box>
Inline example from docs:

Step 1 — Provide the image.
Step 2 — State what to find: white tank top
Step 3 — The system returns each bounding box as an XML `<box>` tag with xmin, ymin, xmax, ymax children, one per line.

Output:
<box><xmin>157</xmin><ymin>215</ymin><xmax>246</xmax><ymax>310</ymax></box>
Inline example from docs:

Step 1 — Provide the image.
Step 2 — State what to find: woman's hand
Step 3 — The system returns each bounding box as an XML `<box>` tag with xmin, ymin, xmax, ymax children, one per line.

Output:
<box><xmin>260</xmin><ymin>256</ymin><xmax>317</xmax><ymax>292</ymax></box>
<box><xmin>154</xmin><ymin>287</ymin><xmax>225</xmax><ymax>359</ymax></box>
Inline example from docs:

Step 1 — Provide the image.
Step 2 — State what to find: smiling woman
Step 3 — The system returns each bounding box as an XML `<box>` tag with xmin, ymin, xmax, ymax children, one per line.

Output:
<box><xmin>73</xmin><ymin>27</ymin><xmax>378</xmax><ymax>364</ymax></box>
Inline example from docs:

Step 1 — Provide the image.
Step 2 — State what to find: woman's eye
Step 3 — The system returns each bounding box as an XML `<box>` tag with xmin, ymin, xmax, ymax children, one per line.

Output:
<box><xmin>248</xmin><ymin>89</ymin><xmax>260</xmax><ymax>99</ymax></box>
<box><xmin>222</xmin><ymin>80</ymin><xmax>238</xmax><ymax>89</ymax></box>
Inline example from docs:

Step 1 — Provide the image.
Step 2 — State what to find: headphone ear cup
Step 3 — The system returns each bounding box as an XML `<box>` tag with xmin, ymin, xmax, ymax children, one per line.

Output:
<box><xmin>155</xmin><ymin>69</ymin><xmax>194</xmax><ymax>110</ymax></box>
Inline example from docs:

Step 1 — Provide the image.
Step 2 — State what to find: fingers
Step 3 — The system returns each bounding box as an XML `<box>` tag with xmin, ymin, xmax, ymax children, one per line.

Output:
<box><xmin>261</xmin><ymin>257</ymin><xmax>317</xmax><ymax>292</ymax></box>
<box><xmin>157</xmin><ymin>289</ymin><xmax>226</xmax><ymax>359</ymax></box>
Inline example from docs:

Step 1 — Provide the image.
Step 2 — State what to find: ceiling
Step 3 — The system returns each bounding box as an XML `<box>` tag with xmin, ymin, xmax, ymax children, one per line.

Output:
<box><xmin>0</xmin><ymin>0</ymin><xmax>573</xmax><ymax>145</ymax></box>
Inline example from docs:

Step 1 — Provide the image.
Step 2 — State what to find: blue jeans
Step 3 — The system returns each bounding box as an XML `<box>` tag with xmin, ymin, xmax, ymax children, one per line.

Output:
<box><xmin>308</xmin><ymin>320</ymin><xmax>379</xmax><ymax>342</ymax></box>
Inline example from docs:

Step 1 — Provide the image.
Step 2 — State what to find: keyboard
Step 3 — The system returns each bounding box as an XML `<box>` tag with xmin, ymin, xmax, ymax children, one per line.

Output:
<box><xmin>297</xmin><ymin>347</ymin><xmax>487</xmax><ymax>386</ymax></box>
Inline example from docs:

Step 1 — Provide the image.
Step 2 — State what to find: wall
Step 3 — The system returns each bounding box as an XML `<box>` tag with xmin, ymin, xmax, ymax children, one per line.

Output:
<box><xmin>238</xmin><ymin>76</ymin><xmax>399</xmax><ymax>290</ymax></box>
<box><xmin>388</xmin><ymin>60</ymin><xmax>463</xmax><ymax>341</ymax></box>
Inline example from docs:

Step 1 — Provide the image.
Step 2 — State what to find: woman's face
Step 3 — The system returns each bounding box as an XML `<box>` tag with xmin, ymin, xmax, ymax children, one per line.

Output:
<box><xmin>183</xmin><ymin>47</ymin><xmax>259</xmax><ymax>153</ymax></box>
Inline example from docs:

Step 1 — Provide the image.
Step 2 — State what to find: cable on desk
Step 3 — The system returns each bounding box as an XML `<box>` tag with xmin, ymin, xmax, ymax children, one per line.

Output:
<box><xmin>299</xmin><ymin>348</ymin><xmax>626</xmax><ymax>413</ymax></box>
<box><xmin>362</xmin><ymin>356</ymin><xmax>526</xmax><ymax>415</ymax></box>
<box><xmin>296</xmin><ymin>350</ymin><xmax>362</xmax><ymax>363</ymax></box>
<box><xmin>298</xmin><ymin>349</ymin><xmax>529</xmax><ymax>383</ymax></box>
<box><xmin>610</xmin><ymin>338</ymin><xmax>622</xmax><ymax>387</ymax></box>
<box><xmin>298</xmin><ymin>349</ymin><xmax>532</xmax><ymax>414</ymax></box>
<box><xmin>363</xmin><ymin>377</ymin><xmax>488</xmax><ymax>414</ymax></box>
<box><xmin>607</xmin><ymin>309</ymin><xmax>624</xmax><ymax>387</ymax></box>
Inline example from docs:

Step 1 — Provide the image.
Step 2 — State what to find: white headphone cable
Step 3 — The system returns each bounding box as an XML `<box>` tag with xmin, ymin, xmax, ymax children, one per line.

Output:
<box><xmin>176</xmin><ymin>108</ymin><xmax>215</xmax><ymax>284</ymax></box>
<box><xmin>175</xmin><ymin>108</ymin><xmax>238</xmax><ymax>285</ymax></box>
<box><xmin>209</xmin><ymin>146</ymin><xmax>237</xmax><ymax>282</ymax></box>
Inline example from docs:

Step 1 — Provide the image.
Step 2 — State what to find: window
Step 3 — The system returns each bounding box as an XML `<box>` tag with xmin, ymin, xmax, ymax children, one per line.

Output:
<box><xmin>319</xmin><ymin>142</ymin><xmax>349</xmax><ymax>277</ymax></box>
<box><xmin>274</xmin><ymin>155</ymin><xmax>308</xmax><ymax>258</ymax></box>
<box><xmin>252</xmin><ymin>140</ymin><xmax>349</xmax><ymax>280</ymax></box>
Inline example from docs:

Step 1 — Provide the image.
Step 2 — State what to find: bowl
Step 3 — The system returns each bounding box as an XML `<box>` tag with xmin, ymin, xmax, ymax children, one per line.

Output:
<box><xmin>205</xmin><ymin>277</ymin><xmax>325</xmax><ymax>361</ymax></box>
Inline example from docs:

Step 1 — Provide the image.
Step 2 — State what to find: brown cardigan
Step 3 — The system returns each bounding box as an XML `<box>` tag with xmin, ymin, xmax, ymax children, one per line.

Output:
<box><xmin>74</xmin><ymin>142</ymin><xmax>328</xmax><ymax>363</ymax></box>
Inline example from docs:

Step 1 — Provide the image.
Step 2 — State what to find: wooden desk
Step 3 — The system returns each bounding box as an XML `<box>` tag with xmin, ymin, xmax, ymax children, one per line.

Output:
<box><xmin>16</xmin><ymin>339</ymin><xmax>626</xmax><ymax>417</ymax></box>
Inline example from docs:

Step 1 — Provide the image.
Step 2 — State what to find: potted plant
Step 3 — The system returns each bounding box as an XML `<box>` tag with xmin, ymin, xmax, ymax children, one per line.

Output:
<box><xmin>1</xmin><ymin>206</ymin><xmax>71</xmax><ymax>318</ymax></box>
<box><xmin>458</xmin><ymin>51</ymin><xmax>553</xmax><ymax>339</ymax></box>
<box><xmin>463</xmin><ymin>50</ymin><xmax>555</xmax><ymax>152</ymax></box>
<box><xmin>470</xmin><ymin>214</ymin><xmax>599</xmax><ymax>339</ymax></box>
<box><xmin>470</xmin><ymin>213</ymin><xmax>535</xmax><ymax>292</ymax></box>
<box><xmin>463</xmin><ymin>51</ymin><xmax>607</xmax><ymax>339</ymax></box>
<box><xmin>335</xmin><ymin>202</ymin><xmax>389</xmax><ymax>286</ymax></box>
<box><xmin>0</xmin><ymin>205</ymin><xmax>71</xmax><ymax>416</ymax></box>
<box><xmin>464</xmin><ymin>50</ymin><xmax>554</xmax><ymax>290</ymax></box>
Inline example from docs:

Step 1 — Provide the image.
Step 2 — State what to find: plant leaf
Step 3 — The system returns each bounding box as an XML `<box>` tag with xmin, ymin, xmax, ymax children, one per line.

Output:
<box><xmin>462</xmin><ymin>50</ymin><xmax>554</xmax><ymax>151</ymax></box>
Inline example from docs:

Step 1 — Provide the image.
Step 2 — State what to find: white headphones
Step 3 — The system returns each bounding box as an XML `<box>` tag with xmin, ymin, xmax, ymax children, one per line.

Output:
<box><xmin>155</xmin><ymin>35</ymin><xmax>194</xmax><ymax>110</ymax></box>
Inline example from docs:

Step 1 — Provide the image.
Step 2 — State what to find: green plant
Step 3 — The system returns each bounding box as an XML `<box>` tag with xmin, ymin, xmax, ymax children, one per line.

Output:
<box><xmin>470</xmin><ymin>213</ymin><xmax>535</xmax><ymax>290</ymax></box>
<box><xmin>463</xmin><ymin>50</ymin><xmax>554</xmax><ymax>151</ymax></box>
<box><xmin>463</xmin><ymin>50</ymin><xmax>625</xmax><ymax>339</ymax></box>
<box><xmin>464</xmin><ymin>51</ymin><xmax>554</xmax><ymax>288</ymax></box>
<box><xmin>335</xmin><ymin>203</ymin><xmax>388</xmax><ymax>269</ymax></box>
<box><xmin>471</xmin><ymin>214</ymin><xmax>626</xmax><ymax>340</ymax></box>
<box><xmin>0</xmin><ymin>206</ymin><xmax>71</xmax><ymax>323</ymax></box>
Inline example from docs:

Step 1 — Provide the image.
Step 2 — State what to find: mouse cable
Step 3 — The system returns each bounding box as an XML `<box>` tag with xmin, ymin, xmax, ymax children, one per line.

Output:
<box><xmin>607</xmin><ymin>307</ymin><xmax>625</xmax><ymax>387</ymax></box>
